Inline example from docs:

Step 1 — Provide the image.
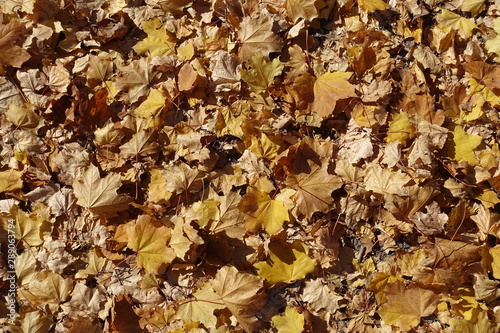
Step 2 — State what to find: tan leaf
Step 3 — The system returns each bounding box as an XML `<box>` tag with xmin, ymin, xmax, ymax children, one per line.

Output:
<box><xmin>0</xmin><ymin>21</ymin><xmax>30</xmax><ymax>74</ymax></box>
<box><xmin>285</xmin><ymin>0</ymin><xmax>322</xmax><ymax>23</ymax></box>
<box><xmin>285</xmin><ymin>164</ymin><xmax>343</xmax><ymax>218</ymax></box>
<box><xmin>302</xmin><ymin>279</ymin><xmax>344</xmax><ymax>313</ymax></box>
<box><xmin>312</xmin><ymin>71</ymin><xmax>357</xmax><ymax>118</ymax></box>
<box><xmin>364</xmin><ymin>164</ymin><xmax>411</xmax><ymax>196</ymax></box>
<box><xmin>211</xmin><ymin>266</ymin><xmax>267</xmax><ymax>333</ymax></box>
<box><xmin>237</xmin><ymin>15</ymin><xmax>283</xmax><ymax>62</ymax></box>
<box><xmin>177</xmin><ymin>62</ymin><xmax>199</xmax><ymax>92</ymax></box>
<box><xmin>0</xmin><ymin>169</ymin><xmax>22</xmax><ymax>192</ymax></box>
<box><xmin>175</xmin><ymin>282</ymin><xmax>225</xmax><ymax>328</ymax></box>
<box><xmin>119</xmin><ymin>129</ymin><xmax>160</xmax><ymax>158</ymax></box>
<box><xmin>115</xmin><ymin>58</ymin><xmax>160</xmax><ymax>103</ymax></box>
<box><xmin>19</xmin><ymin>270</ymin><xmax>74</xmax><ymax>313</ymax></box>
<box><xmin>73</xmin><ymin>164</ymin><xmax>131</xmax><ymax>218</ymax></box>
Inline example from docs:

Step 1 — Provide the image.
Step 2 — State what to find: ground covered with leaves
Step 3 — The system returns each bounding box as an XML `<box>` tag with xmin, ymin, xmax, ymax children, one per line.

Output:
<box><xmin>0</xmin><ymin>0</ymin><xmax>500</xmax><ymax>332</ymax></box>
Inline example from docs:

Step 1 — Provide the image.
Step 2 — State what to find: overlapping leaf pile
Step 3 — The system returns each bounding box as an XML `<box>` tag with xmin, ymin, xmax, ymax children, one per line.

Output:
<box><xmin>0</xmin><ymin>0</ymin><xmax>500</xmax><ymax>332</ymax></box>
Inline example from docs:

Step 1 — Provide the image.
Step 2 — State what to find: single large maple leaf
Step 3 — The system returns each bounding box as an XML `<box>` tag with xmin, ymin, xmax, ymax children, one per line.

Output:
<box><xmin>311</xmin><ymin>71</ymin><xmax>357</xmax><ymax>118</ymax></box>
<box><xmin>126</xmin><ymin>215</ymin><xmax>175</xmax><ymax>274</ymax></box>
<box><xmin>211</xmin><ymin>266</ymin><xmax>267</xmax><ymax>333</ymax></box>
<box><xmin>237</xmin><ymin>15</ymin><xmax>283</xmax><ymax>62</ymax></box>
<box><xmin>73</xmin><ymin>164</ymin><xmax>131</xmax><ymax>218</ymax></box>
<box><xmin>377</xmin><ymin>281</ymin><xmax>438</xmax><ymax>332</ymax></box>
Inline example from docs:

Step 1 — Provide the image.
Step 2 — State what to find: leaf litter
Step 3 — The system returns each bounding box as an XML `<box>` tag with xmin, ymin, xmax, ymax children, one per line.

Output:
<box><xmin>0</xmin><ymin>0</ymin><xmax>500</xmax><ymax>332</ymax></box>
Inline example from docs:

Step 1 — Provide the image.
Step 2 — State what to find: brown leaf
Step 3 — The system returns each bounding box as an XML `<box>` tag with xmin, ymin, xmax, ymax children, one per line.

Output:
<box><xmin>211</xmin><ymin>266</ymin><xmax>267</xmax><ymax>332</ymax></box>
<box><xmin>237</xmin><ymin>15</ymin><xmax>283</xmax><ymax>62</ymax></box>
<box><xmin>0</xmin><ymin>21</ymin><xmax>30</xmax><ymax>74</ymax></box>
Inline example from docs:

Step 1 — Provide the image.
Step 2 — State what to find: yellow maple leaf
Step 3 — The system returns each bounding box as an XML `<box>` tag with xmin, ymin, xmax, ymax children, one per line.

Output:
<box><xmin>312</xmin><ymin>71</ymin><xmax>356</xmax><ymax>118</ymax></box>
<box><xmin>460</xmin><ymin>0</ymin><xmax>485</xmax><ymax>16</ymax></box>
<box><xmin>146</xmin><ymin>168</ymin><xmax>172</xmax><ymax>204</ymax></box>
<box><xmin>451</xmin><ymin>311</ymin><xmax>496</xmax><ymax>333</ymax></box>
<box><xmin>255</xmin><ymin>241</ymin><xmax>316</xmax><ymax>285</ymax></box>
<box><xmin>377</xmin><ymin>281</ymin><xmax>439</xmax><ymax>332</ymax></box>
<box><xmin>446</xmin><ymin>124</ymin><xmax>482</xmax><ymax>165</ymax></box>
<box><xmin>132</xmin><ymin>89</ymin><xmax>168</xmax><ymax>128</ymax></box>
<box><xmin>191</xmin><ymin>199</ymin><xmax>220</xmax><ymax>227</ymax></box>
<box><xmin>238</xmin><ymin>187</ymin><xmax>289</xmax><ymax>235</ymax></box>
<box><xmin>240</xmin><ymin>53</ymin><xmax>284</xmax><ymax>93</ymax></box>
<box><xmin>4</xmin><ymin>206</ymin><xmax>48</xmax><ymax>248</ymax></box>
<box><xmin>177</xmin><ymin>43</ymin><xmax>195</xmax><ymax>61</ymax></box>
<box><xmin>0</xmin><ymin>169</ymin><xmax>22</xmax><ymax>192</ymax></box>
<box><xmin>272</xmin><ymin>306</ymin><xmax>305</xmax><ymax>333</ymax></box>
<box><xmin>436</xmin><ymin>9</ymin><xmax>477</xmax><ymax>39</ymax></box>
<box><xmin>358</xmin><ymin>0</ymin><xmax>390</xmax><ymax>13</ymax></box>
<box><xmin>6</xmin><ymin>102</ymin><xmax>43</xmax><ymax>130</ymax></box>
<box><xmin>485</xmin><ymin>18</ymin><xmax>500</xmax><ymax>59</ymax></box>
<box><xmin>133</xmin><ymin>18</ymin><xmax>176</xmax><ymax>57</ymax></box>
<box><xmin>175</xmin><ymin>282</ymin><xmax>225</xmax><ymax>329</ymax></box>
<box><xmin>215</xmin><ymin>106</ymin><xmax>246</xmax><ymax>138</ymax></box>
<box><xmin>385</xmin><ymin>111</ymin><xmax>415</xmax><ymax>145</ymax></box>
<box><xmin>126</xmin><ymin>216</ymin><xmax>175</xmax><ymax>274</ymax></box>
<box><xmin>19</xmin><ymin>270</ymin><xmax>73</xmax><ymax>313</ymax></box>
<box><xmin>242</xmin><ymin>123</ymin><xmax>283</xmax><ymax>160</ymax></box>
<box><xmin>490</xmin><ymin>245</ymin><xmax>500</xmax><ymax>280</ymax></box>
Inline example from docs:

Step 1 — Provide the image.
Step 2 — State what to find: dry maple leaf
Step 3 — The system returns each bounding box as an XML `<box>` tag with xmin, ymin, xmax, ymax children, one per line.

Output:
<box><xmin>238</xmin><ymin>186</ymin><xmax>289</xmax><ymax>235</ymax></box>
<box><xmin>377</xmin><ymin>280</ymin><xmax>439</xmax><ymax>332</ymax></box>
<box><xmin>271</xmin><ymin>306</ymin><xmax>305</xmax><ymax>333</ymax></box>
<box><xmin>311</xmin><ymin>71</ymin><xmax>357</xmax><ymax>118</ymax></box>
<box><xmin>211</xmin><ymin>266</ymin><xmax>267</xmax><ymax>333</ymax></box>
<box><xmin>0</xmin><ymin>21</ymin><xmax>31</xmax><ymax>74</ymax></box>
<box><xmin>174</xmin><ymin>282</ymin><xmax>225</xmax><ymax>328</ymax></box>
<box><xmin>19</xmin><ymin>270</ymin><xmax>74</xmax><ymax>314</ymax></box>
<box><xmin>73</xmin><ymin>164</ymin><xmax>131</xmax><ymax>218</ymax></box>
<box><xmin>255</xmin><ymin>240</ymin><xmax>316</xmax><ymax>285</ymax></box>
<box><xmin>126</xmin><ymin>215</ymin><xmax>175</xmax><ymax>274</ymax></box>
<box><xmin>119</xmin><ymin>129</ymin><xmax>161</xmax><ymax>158</ymax></box>
<box><xmin>285</xmin><ymin>163</ymin><xmax>343</xmax><ymax>218</ymax></box>
<box><xmin>302</xmin><ymin>278</ymin><xmax>344</xmax><ymax>313</ymax></box>
<box><xmin>115</xmin><ymin>58</ymin><xmax>160</xmax><ymax>104</ymax></box>
<box><xmin>237</xmin><ymin>15</ymin><xmax>283</xmax><ymax>62</ymax></box>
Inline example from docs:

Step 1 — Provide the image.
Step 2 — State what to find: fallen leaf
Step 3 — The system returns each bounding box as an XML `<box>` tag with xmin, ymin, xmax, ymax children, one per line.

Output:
<box><xmin>126</xmin><ymin>215</ymin><xmax>175</xmax><ymax>274</ymax></box>
<box><xmin>446</xmin><ymin>124</ymin><xmax>482</xmax><ymax>166</ymax></box>
<box><xmin>175</xmin><ymin>282</ymin><xmax>225</xmax><ymax>328</ymax></box>
<box><xmin>255</xmin><ymin>240</ymin><xmax>316</xmax><ymax>285</ymax></box>
<box><xmin>211</xmin><ymin>266</ymin><xmax>267</xmax><ymax>332</ymax></box>
<box><xmin>238</xmin><ymin>186</ymin><xmax>289</xmax><ymax>235</ymax></box>
<box><xmin>240</xmin><ymin>53</ymin><xmax>284</xmax><ymax>93</ymax></box>
<box><xmin>133</xmin><ymin>18</ymin><xmax>176</xmax><ymax>57</ymax></box>
<box><xmin>311</xmin><ymin>71</ymin><xmax>356</xmax><ymax>118</ymax></box>
<box><xmin>285</xmin><ymin>163</ymin><xmax>343</xmax><ymax>218</ymax></box>
<box><xmin>377</xmin><ymin>281</ymin><xmax>439</xmax><ymax>332</ymax></box>
<box><xmin>73</xmin><ymin>164</ymin><xmax>131</xmax><ymax>218</ymax></box>
<box><xmin>271</xmin><ymin>306</ymin><xmax>305</xmax><ymax>333</ymax></box>
<box><xmin>0</xmin><ymin>21</ymin><xmax>31</xmax><ymax>74</ymax></box>
<box><xmin>237</xmin><ymin>15</ymin><xmax>283</xmax><ymax>62</ymax></box>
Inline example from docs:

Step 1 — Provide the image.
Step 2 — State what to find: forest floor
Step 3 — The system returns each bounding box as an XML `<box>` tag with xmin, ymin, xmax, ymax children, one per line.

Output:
<box><xmin>0</xmin><ymin>0</ymin><xmax>500</xmax><ymax>332</ymax></box>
